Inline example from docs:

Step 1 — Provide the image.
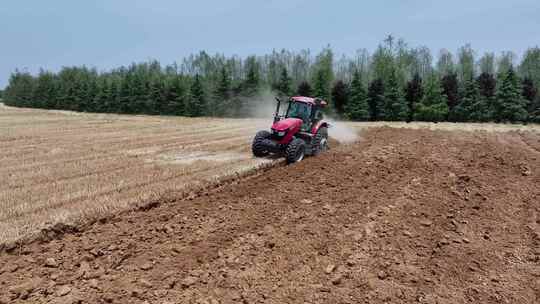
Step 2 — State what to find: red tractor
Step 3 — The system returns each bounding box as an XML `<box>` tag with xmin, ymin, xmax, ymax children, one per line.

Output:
<box><xmin>252</xmin><ymin>96</ymin><xmax>330</xmax><ymax>164</ymax></box>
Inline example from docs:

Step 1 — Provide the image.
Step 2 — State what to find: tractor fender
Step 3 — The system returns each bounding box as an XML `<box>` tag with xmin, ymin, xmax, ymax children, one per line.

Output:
<box><xmin>311</xmin><ymin>121</ymin><xmax>329</xmax><ymax>134</ymax></box>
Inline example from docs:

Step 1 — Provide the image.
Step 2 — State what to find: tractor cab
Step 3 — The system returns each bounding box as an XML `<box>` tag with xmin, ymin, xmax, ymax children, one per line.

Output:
<box><xmin>281</xmin><ymin>96</ymin><xmax>327</xmax><ymax>132</ymax></box>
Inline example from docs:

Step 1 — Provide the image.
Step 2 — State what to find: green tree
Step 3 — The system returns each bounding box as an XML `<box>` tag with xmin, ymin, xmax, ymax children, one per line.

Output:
<box><xmin>405</xmin><ymin>73</ymin><xmax>423</xmax><ymax>122</ymax></box>
<box><xmin>187</xmin><ymin>74</ymin><xmax>206</xmax><ymax>117</ymax></box>
<box><xmin>213</xmin><ymin>67</ymin><xmax>231</xmax><ymax>116</ymax></box>
<box><xmin>450</xmin><ymin>77</ymin><xmax>481</xmax><ymax>122</ymax></box>
<box><xmin>371</xmin><ymin>37</ymin><xmax>395</xmax><ymax>84</ymax></box>
<box><xmin>311</xmin><ymin>47</ymin><xmax>334</xmax><ymax>100</ymax></box>
<box><xmin>519</xmin><ymin>47</ymin><xmax>540</xmax><ymax>92</ymax></box>
<box><xmin>167</xmin><ymin>76</ymin><xmax>187</xmax><ymax>115</ymax></box>
<box><xmin>522</xmin><ymin>77</ymin><xmax>538</xmax><ymax>122</ymax></box>
<box><xmin>441</xmin><ymin>73</ymin><xmax>459</xmax><ymax>118</ymax></box>
<box><xmin>345</xmin><ymin>70</ymin><xmax>370</xmax><ymax>121</ymax></box>
<box><xmin>457</xmin><ymin>44</ymin><xmax>475</xmax><ymax>82</ymax></box>
<box><xmin>243</xmin><ymin>56</ymin><xmax>260</xmax><ymax>95</ymax></box>
<box><xmin>477</xmin><ymin>73</ymin><xmax>497</xmax><ymax>98</ymax></box>
<box><xmin>331</xmin><ymin>80</ymin><xmax>349</xmax><ymax>115</ymax></box>
<box><xmin>494</xmin><ymin>68</ymin><xmax>528</xmax><ymax>122</ymax></box>
<box><xmin>414</xmin><ymin>74</ymin><xmax>449</xmax><ymax>122</ymax></box>
<box><xmin>529</xmin><ymin>96</ymin><xmax>540</xmax><ymax>123</ymax></box>
<box><xmin>367</xmin><ymin>79</ymin><xmax>385</xmax><ymax>121</ymax></box>
<box><xmin>276</xmin><ymin>67</ymin><xmax>292</xmax><ymax>97</ymax></box>
<box><xmin>382</xmin><ymin>70</ymin><xmax>408</xmax><ymax>121</ymax></box>
<box><xmin>297</xmin><ymin>81</ymin><xmax>312</xmax><ymax>96</ymax></box>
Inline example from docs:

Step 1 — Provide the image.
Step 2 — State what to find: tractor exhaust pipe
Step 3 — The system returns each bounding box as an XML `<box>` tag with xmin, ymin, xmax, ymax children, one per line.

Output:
<box><xmin>274</xmin><ymin>97</ymin><xmax>282</xmax><ymax>123</ymax></box>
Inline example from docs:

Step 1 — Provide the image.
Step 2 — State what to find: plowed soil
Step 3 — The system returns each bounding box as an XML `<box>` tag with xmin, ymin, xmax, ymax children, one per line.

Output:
<box><xmin>1</xmin><ymin>127</ymin><xmax>539</xmax><ymax>304</ymax></box>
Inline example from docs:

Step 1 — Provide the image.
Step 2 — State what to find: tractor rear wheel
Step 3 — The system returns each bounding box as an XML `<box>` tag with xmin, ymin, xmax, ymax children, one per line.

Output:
<box><xmin>285</xmin><ymin>138</ymin><xmax>306</xmax><ymax>164</ymax></box>
<box><xmin>252</xmin><ymin>130</ymin><xmax>271</xmax><ymax>157</ymax></box>
<box><xmin>312</xmin><ymin>127</ymin><xmax>329</xmax><ymax>156</ymax></box>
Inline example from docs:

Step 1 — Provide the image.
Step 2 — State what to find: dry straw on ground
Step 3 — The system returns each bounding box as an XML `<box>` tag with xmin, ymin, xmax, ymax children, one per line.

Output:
<box><xmin>1</xmin><ymin>104</ymin><xmax>538</xmax><ymax>245</ymax></box>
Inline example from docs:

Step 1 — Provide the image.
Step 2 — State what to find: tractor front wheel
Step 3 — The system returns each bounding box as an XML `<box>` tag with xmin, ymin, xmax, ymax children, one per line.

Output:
<box><xmin>252</xmin><ymin>130</ymin><xmax>271</xmax><ymax>157</ymax></box>
<box><xmin>285</xmin><ymin>138</ymin><xmax>306</xmax><ymax>164</ymax></box>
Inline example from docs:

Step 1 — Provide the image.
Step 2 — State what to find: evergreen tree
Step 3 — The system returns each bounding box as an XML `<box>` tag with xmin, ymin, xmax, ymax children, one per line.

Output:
<box><xmin>345</xmin><ymin>70</ymin><xmax>370</xmax><ymax>121</ymax></box>
<box><xmin>494</xmin><ymin>68</ymin><xmax>528</xmax><ymax>123</ymax></box>
<box><xmin>213</xmin><ymin>67</ymin><xmax>231</xmax><ymax>116</ymax></box>
<box><xmin>522</xmin><ymin>77</ymin><xmax>537</xmax><ymax>103</ymax></box>
<box><xmin>367</xmin><ymin>79</ymin><xmax>385</xmax><ymax>121</ymax></box>
<box><xmin>331</xmin><ymin>80</ymin><xmax>349</xmax><ymax>115</ymax></box>
<box><xmin>405</xmin><ymin>73</ymin><xmax>423</xmax><ymax>122</ymax></box>
<box><xmin>450</xmin><ymin>77</ymin><xmax>481</xmax><ymax>122</ymax></box>
<box><xmin>382</xmin><ymin>70</ymin><xmax>408</xmax><ymax>121</ymax></box>
<box><xmin>522</xmin><ymin>77</ymin><xmax>538</xmax><ymax>122</ymax></box>
<box><xmin>297</xmin><ymin>81</ymin><xmax>312</xmax><ymax>96</ymax></box>
<box><xmin>243</xmin><ymin>56</ymin><xmax>260</xmax><ymax>95</ymax></box>
<box><xmin>311</xmin><ymin>47</ymin><xmax>333</xmax><ymax>100</ymax></box>
<box><xmin>414</xmin><ymin>74</ymin><xmax>449</xmax><ymax>122</ymax></box>
<box><xmin>477</xmin><ymin>72</ymin><xmax>496</xmax><ymax>98</ymax></box>
<box><xmin>187</xmin><ymin>74</ymin><xmax>206</xmax><ymax>117</ymax></box>
<box><xmin>276</xmin><ymin>67</ymin><xmax>292</xmax><ymax>97</ymax></box>
<box><xmin>529</xmin><ymin>96</ymin><xmax>540</xmax><ymax>123</ymax></box>
<box><xmin>441</xmin><ymin>73</ymin><xmax>459</xmax><ymax>118</ymax></box>
<box><xmin>167</xmin><ymin>76</ymin><xmax>187</xmax><ymax>115</ymax></box>
<box><xmin>476</xmin><ymin>72</ymin><xmax>497</xmax><ymax>120</ymax></box>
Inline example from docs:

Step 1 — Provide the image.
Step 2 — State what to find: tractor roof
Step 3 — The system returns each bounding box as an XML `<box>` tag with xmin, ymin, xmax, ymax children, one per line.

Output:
<box><xmin>290</xmin><ymin>96</ymin><xmax>328</xmax><ymax>106</ymax></box>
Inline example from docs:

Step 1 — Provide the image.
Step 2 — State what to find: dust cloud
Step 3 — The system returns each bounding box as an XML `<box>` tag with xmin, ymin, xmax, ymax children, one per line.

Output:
<box><xmin>326</xmin><ymin>118</ymin><xmax>360</xmax><ymax>144</ymax></box>
<box><xmin>243</xmin><ymin>89</ymin><xmax>281</xmax><ymax>119</ymax></box>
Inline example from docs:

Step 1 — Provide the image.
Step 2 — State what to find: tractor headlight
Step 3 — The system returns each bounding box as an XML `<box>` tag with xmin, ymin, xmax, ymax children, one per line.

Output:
<box><xmin>277</xmin><ymin>131</ymin><xmax>286</xmax><ymax>137</ymax></box>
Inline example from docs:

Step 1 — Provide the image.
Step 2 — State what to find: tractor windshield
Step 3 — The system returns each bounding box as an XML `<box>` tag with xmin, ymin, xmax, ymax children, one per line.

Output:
<box><xmin>287</xmin><ymin>101</ymin><xmax>312</xmax><ymax>125</ymax></box>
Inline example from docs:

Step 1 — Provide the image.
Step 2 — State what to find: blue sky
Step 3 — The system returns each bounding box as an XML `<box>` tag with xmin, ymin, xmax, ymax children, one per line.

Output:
<box><xmin>1</xmin><ymin>0</ymin><xmax>539</xmax><ymax>88</ymax></box>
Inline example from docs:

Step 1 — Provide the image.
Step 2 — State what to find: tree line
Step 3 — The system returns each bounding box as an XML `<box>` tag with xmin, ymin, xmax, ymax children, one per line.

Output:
<box><xmin>3</xmin><ymin>36</ymin><xmax>540</xmax><ymax>123</ymax></box>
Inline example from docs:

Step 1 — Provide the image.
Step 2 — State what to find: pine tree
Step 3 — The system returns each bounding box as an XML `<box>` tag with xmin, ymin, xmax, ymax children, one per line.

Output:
<box><xmin>148</xmin><ymin>78</ymin><xmax>165</xmax><ymax>115</ymax></box>
<box><xmin>450</xmin><ymin>77</ymin><xmax>481</xmax><ymax>122</ymax></box>
<box><xmin>187</xmin><ymin>74</ymin><xmax>206</xmax><ymax>117</ymax></box>
<box><xmin>167</xmin><ymin>76</ymin><xmax>186</xmax><ymax>115</ymax></box>
<box><xmin>522</xmin><ymin>77</ymin><xmax>537</xmax><ymax>103</ymax></box>
<box><xmin>243</xmin><ymin>56</ymin><xmax>260</xmax><ymax>96</ymax></box>
<box><xmin>414</xmin><ymin>74</ymin><xmax>449</xmax><ymax>122</ymax></box>
<box><xmin>529</xmin><ymin>96</ymin><xmax>540</xmax><ymax>123</ymax></box>
<box><xmin>522</xmin><ymin>77</ymin><xmax>538</xmax><ymax>123</ymax></box>
<box><xmin>382</xmin><ymin>70</ymin><xmax>408</xmax><ymax>121</ymax></box>
<box><xmin>345</xmin><ymin>70</ymin><xmax>370</xmax><ymax>121</ymax></box>
<box><xmin>313</xmin><ymin>71</ymin><xmax>329</xmax><ymax>100</ymax></box>
<box><xmin>213</xmin><ymin>67</ymin><xmax>231</xmax><ymax>116</ymax></box>
<box><xmin>311</xmin><ymin>47</ymin><xmax>334</xmax><ymax>101</ymax></box>
<box><xmin>331</xmin><ymin>80</ymin><xmax>349</xmax><ymax>115</ymax></box>
<box><xmin>494</xmin><ymin>68</ymin><xmax>528</xmax><ymax>123</ymax></box>
<box><xmin>367</xmin><ymin>79</ymin><xmax>385</xmax><ymax>121</ymax></box>
<box><xmin>441</xmin><ymin>73</ymin><xmax>459</xmax><ymax>118</ymax></box>
<box><xmin>297</xmin><ymin>81</ymin><xmax>312</xmax><ymax>96</ymax></box>
<box><xmin>405</xmin><ymin>73</ymin><xmax>423</xmax><ymax>122</ymax></box>
<box><xmin>276</xmin><ymin>67</ymin><xmax>292</xmax><ymax>97</ymax></box>
<box><xmin>477</xmin><ymin>72</ymin><xmax>497</xmax><ymax>98</ymax></box>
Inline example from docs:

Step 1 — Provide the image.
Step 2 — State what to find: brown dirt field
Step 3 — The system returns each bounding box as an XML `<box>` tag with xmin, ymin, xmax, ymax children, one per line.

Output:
<box><xmin>1</xmin><ymin>127</ymin><xmax>539</xmax><ymax>304</ymax></box>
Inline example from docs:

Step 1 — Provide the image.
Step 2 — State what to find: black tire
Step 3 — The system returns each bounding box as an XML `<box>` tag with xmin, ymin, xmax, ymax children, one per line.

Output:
<box><xmin>285</xmin><ymin>138</ymin><xmax>306</xmax><ymax>164</ymax></box>
<box><xmin>312</xmin><ymin>127</ymin><xmax>329</xmax><ymax>156</ymax></box>
<box><xmin>252</xmin><ymin>130</ymin><xmax>271</xmax><ymax>157</ymax></box>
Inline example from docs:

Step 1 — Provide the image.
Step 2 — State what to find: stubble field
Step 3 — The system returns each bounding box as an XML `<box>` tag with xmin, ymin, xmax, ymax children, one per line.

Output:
<box><xmin>1</xmin><ymin>104</ymin><xmax>539</xmax><ymax>247</ymax></box>
<box><xmin>0</xmin><ymin>104</ymin><xmax>276</xmax><ymax>245</ymax></box>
